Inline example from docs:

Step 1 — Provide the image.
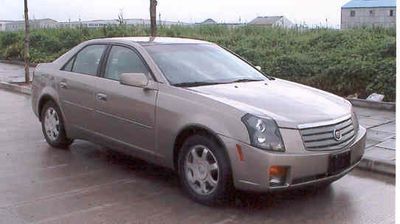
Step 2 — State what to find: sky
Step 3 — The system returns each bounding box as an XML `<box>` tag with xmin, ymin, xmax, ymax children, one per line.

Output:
<box><xmin>0</xmin><ymin>0</ymin><xmax>351</xmax><ymax>28</ymax></box>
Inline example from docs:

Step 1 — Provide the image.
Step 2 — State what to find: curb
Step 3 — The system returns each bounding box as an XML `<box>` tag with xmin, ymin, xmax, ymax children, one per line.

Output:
<box><xmin>347</xmin><ymin>98</ymin><xmax>395</xmax><ymax>111</ymax></box>
<box><xmin>0</xmin><ymin>81</ymin><xmax>32</xmax><ymax>95</ymax></box>
<box><xmin>357</xmin><ymin>157</ymin><xmax>395</xmax><ymax>176</ymax></box>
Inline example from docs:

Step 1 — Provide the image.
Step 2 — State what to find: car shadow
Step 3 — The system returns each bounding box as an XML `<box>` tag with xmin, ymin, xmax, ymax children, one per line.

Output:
<box><xmin>89</xmin><ymin>142</ymin><xmax>339</xmax><ymax>210</ymax></box>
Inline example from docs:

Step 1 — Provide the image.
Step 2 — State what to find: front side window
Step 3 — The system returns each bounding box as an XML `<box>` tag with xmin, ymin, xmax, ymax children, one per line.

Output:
<box><xmin>144</xmin><ymin>44</ymin><xmax>267</xmax><ymax>86</ymax></box>
<box><xmin>62</xmin><ymin>58</ymin><xmax>74</xmax><ymax>71</ymax></box>
<box><xmin>390</xmin><ymin>10</ymin><xmax>394</xmax><ymax>17</ymax></box>
<box><xmin>104</xmin><ymin>46</ymin><xmax>150</xmax><ymax>81</ymax></box>
<box><xmin>350</xmin><ymin>10</ymin><xmax>356</xmax><ymax>17</ymax></box>
<box><xmin>71</xmin><ymin>45</ymin><xmax>106</xmax><ymax>75</ymax></box>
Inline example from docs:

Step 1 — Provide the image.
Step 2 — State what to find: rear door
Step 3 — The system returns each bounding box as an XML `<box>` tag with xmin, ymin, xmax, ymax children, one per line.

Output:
<box><xmin>94</xmin><ymin>45</ymin><xmax>158</xmax><ymax>154</ymax></box>
<box><xmin>58</xmin><ymin>44</ymin><xmax>107</xmax><ymax>133</ymax></box>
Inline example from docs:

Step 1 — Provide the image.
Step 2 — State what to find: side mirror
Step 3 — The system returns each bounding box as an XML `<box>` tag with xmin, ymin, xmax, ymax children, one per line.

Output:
<box><xmin>255</xmin><ymin>66</ymin><xmax>262</xmax><ymax>71</ymax></box>
<box><xmin>120</xmin><ymin>73</ymin><xmax>149</xmax><ymax>88</ymax></box>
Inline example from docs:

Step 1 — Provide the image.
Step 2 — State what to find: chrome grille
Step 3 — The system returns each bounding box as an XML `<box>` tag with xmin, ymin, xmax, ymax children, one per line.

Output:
<box><xmin>300</xmin><ymin>117</ymin><xmax>356</xmax><ymax>151</ymax></box>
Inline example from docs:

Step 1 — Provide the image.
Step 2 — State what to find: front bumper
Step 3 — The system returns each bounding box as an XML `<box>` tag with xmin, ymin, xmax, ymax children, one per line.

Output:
<box><xmin>220</xmin><ymin>126</ymin><xmax>366</xmax><ymax>192</ymax></box>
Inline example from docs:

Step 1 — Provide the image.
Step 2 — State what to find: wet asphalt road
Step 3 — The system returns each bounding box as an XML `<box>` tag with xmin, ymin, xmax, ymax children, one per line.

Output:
<box><xmin>0</xmin><ymin>89</ymin><xmax>395</xmax><ymax>224</ymax></box>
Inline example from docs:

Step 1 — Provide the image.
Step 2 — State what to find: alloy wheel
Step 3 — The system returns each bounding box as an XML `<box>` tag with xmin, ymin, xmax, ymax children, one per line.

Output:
<box><xmin>43</xmin><ymin>107</ymin><xmax>60</xmax><ymax>141</ymax></box>
<box><xmin>184</xmin><ymin>145</ymin><xmax>219</xmax><ymax>195</ymax></box>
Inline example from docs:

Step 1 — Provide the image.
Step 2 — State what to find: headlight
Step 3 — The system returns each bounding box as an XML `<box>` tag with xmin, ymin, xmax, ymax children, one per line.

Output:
<box><xmin>351</xmin><ymin>109</ymin><xmax>359</xmax><ymax>134</ymax></box>
<box><xmin>241</xmin><ymin>114</ymin><xmax>285</xmax><ymax>152</ymax></box>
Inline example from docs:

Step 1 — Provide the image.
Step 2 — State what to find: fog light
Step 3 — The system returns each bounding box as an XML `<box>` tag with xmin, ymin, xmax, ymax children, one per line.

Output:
<box><xmin>269</xmin><ymin>166</ymin><xmax>288</xmax><ymax>186</ymax></box>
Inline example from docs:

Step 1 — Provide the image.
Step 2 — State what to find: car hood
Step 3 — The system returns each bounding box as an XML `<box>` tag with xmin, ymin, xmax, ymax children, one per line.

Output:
<box><xmin>188</xmin><ymin>79</ymin><xmax>352</xmax><ymax>128</ymax></box>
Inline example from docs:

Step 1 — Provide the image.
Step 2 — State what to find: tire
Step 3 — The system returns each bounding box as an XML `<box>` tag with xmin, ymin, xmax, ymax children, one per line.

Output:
<box><xmin>178</xmin><ymin>134</ymin><xmax>233</xmax><ymax>205</ymax></box>
<box><xmin>40</xmin><ymin>101</ymin><xmax>73</xmax><ymax>149</ymax></box>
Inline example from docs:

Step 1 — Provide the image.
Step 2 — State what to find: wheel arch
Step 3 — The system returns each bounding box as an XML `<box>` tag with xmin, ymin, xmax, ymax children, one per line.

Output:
<box><xmin>38</xmin><ymin>94</ymin><xmax>57</xmax><ymax>121</ymax></box>
<box><xmin>173</xmin><ymin>124</ymin><xmax>230</xmax><ymax>171</ymax></box>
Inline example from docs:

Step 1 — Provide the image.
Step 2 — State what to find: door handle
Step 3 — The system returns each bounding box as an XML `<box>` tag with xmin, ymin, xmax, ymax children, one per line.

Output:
<box><xmin>96</xmin><ymin>93</ymin><xmax>108</xmax><ymax>101</ymax></box>
<box><xmin>59</xmin><ymin>82</ymin><xmax>68</xmax><ymax>89</ymax></box>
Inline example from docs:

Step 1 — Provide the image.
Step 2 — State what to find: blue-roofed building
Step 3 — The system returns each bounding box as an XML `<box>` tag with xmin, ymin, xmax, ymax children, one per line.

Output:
<box><xmin>341</xmin><ymin>0</ymin><xmax>396</xmax><ymax>29</ymax></box>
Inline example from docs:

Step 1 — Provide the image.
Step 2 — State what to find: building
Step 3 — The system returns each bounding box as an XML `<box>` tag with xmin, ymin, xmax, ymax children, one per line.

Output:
<box><xmin>195</xmin><ymin>18</ymin><xmax>244</xmax><ymax>28</ymax></box>
<box><xmin>198</xmin><ymin>18</ymin><xmax>217</xmax><ymax>25</ymax></box>
<box><xmin>0</xmin><ymin>18</ymin><xmax>189</xmax><ymax>31</ymax></box>
<box><xmin>1</xmin><ymin>19</ymin><xmax>58</xmax><ymax>31</ymax></box>
<box><xmin>58</xmin><ymin>19</ymin><xmax>118</xmax><ymax>29</ymax></box>
<box><xmin>0</xmin><ymin>20</ymin><xmax>12</xmax><ymax>31</ymax></box>
<box><xmin>248</xmin><ymin>16</ymin><xmax>294</xmax><ymax>28</ymax></box>
<box><xmin>341</xmin><ymin>0</ymin><xmax>396</xmax><ymax>29</ymax></box>
<box><xmin>58</xmin><ymin>18</ymin><xmax>187</xmax><ymax>29</ymax></box>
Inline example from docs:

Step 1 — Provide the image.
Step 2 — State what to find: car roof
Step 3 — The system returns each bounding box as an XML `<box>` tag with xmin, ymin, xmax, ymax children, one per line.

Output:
<box><xmin>91</xmin><ymin>37</ymin><xmax>211</xmax><ymax>45</ymax></box>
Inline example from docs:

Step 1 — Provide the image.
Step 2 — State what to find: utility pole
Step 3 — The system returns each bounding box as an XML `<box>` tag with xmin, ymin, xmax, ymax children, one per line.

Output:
<box><xmin>150</xmin><ymin>0</ymin><xmax>157</xmax><ymax>37</ymax></box>
<box><xmin>23</xmin><ymin>0</ymin><xmax>30</xmax><ymax>83</ymax></box>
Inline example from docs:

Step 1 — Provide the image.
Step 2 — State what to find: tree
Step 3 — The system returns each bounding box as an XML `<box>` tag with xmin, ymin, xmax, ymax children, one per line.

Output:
<box><xmin>117</xmin><ymin>9</ymin><xmax>126</xmax><ymax>26</ymax></box>
<box><xmin>23</xmin><ymin>0</ymin><xmax>30</xmax><ymax>83</ymax></box>
<box><xmin>150</xmin><ymin>0</ymin><xmax>157</xmax><ymax>37</ymax></box>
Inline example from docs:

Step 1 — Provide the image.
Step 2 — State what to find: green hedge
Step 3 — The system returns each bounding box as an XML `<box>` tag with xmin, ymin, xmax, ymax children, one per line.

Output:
<box><xmin>0</xmin><ymin>25</ymin><xmax>396</xmax><ymax>101</ymax></box>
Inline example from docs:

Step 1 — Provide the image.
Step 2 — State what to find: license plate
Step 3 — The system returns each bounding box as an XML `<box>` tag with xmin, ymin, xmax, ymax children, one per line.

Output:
<box><xmin>328</xmin><ymin>151</ymin><xmax>351</xmax><ymax>175</ymax></box>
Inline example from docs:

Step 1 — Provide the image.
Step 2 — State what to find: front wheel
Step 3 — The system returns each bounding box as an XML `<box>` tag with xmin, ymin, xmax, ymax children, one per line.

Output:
<box><xmin>178</xmin><ymin>134</ymin><xmax>233</xmax><ymax>205</ymax></box>
<box><xmin>41</xmin><ymin>101</ymin><xmax>73</xmax><ymax>149</ymax></box>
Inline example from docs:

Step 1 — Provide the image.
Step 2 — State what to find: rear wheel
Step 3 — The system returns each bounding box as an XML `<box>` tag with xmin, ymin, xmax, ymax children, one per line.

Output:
<box><xmin>178</xmin><ymin>134</ymin><xmax>233</xmax><ymax>205</ymax></box>
<box><xmin>41</xmin><ymin>101</ymin><xmax>73</xmax><ymax>149</ymax></box>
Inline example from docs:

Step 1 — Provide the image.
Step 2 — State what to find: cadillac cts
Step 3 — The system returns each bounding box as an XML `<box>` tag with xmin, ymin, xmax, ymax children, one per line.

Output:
<box><xmin>32</xmin><ymin>37</ymin><xmax>366</xmax><ymax>205</ymax></box>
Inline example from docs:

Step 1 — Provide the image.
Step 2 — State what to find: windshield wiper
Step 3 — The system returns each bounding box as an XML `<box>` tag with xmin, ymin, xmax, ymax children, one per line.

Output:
<box><xmin>174</xmin><ymin>78</ymin><xmax>264</xmax><ymax>87</ymax></box>
<box><xmin>228</xmin><ymin>78</ymin><xmax>264</xmax><ymax>83</ymax></box>
<box><xmin>174</xmin><ymin>81</ymin><xmax>225</xmax><ymax>87</ymax></box>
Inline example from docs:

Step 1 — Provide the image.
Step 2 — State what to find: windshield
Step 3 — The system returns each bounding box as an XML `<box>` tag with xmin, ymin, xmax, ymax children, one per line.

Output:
<box><xmin>144</xmin><ymin>44</ymin><xmax>268</xmax><ymax>87</ymax></box>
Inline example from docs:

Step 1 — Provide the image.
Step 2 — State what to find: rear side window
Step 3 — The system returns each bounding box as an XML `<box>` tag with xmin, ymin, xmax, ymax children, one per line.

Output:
<box><xmin>104</xmin><ymin>46</ymin><xmax>150</xmax><ymax>81</ymax></box>
<box><xmin>66</xmin><ymin>45</ymin><xmax>106</xmax><ymax>75</ymax></box>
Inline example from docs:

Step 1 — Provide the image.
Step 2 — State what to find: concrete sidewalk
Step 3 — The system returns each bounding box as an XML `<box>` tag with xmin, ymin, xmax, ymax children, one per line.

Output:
<box><xmin>0</xmin><ymin>62</ymin><xmax>396</xmax><ymax>175</ymax></box>
<box><xmin>0</xmin><ymin>62</ymin><xmax>33</xmax><ymax>83</ymax></box>
<box><xmin>354</xmin><ymin>107</ymin><xmax>396</xmax><ymax>175</ymax></box>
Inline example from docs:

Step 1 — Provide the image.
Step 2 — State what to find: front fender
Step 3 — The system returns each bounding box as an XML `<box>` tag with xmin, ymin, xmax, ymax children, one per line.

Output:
<box><xmin>155</xmin><ymin>85</ymin><xmax>249</xmax><ymax>169</ymax></box>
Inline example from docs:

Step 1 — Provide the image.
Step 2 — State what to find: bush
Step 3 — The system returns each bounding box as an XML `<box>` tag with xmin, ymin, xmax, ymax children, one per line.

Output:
<box><xmin>0</xmin><ymin>26</ymin><xmax>396</xmax><ymax>101</ymax></box>
<box><xmin>0</xmin><ymin>32</ymin><xmax>23</xmax><ymax>59</ymax></box>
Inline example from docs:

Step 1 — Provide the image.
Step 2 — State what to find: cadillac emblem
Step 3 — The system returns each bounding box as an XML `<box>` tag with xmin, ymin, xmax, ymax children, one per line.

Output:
<box><xmin>333</xmin><ymin>129</ymin><xmax>342</xmax><ymax>141</ymax></box>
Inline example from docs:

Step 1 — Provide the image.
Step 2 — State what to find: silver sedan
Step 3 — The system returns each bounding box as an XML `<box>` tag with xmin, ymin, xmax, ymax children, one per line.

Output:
<box><xmin>31</xmin><ymin>37</ymin><xmax>366</xmax><ymax>205</ymax></box>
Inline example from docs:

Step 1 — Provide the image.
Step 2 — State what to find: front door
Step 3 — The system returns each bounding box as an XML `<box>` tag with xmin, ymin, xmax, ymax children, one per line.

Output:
<box><xmin>94</xmin><ymin>45</ymin><xmax>158</xmax><ymax>154</ymax></box>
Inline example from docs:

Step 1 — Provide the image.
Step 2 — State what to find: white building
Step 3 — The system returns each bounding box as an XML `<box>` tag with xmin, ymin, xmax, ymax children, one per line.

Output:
<box><xmin>0</xmin><ymin>19</ymin><xmax>58</xmax><ymax>31</ymax></box>
<box><xmin>0</xmin><ymin>18</ymin><xmax>189</xmax><ymax>31</ymax></box>
<box><xmin>248</xmin><ymin>16</ymin><xmax>294</xmax><ymax>28</ymax></box>
<box><xmin>341</xmin><ymin>0</ymin><xmax>396</xmax><ymax>29</ymax></box>
<box><xmin>0</xmin><ymin>20</ymin><xmax>12</xmax><ymax>31</ymax></box>
<box><xmin>58</xmin><ymin>18</ymin><xmax>187</xmax><ymax>29</ymax></box>
<box><xmin>58</xmin><ymin>19</ymin><xmax>118</xmax><ymax>28</ymax></box>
